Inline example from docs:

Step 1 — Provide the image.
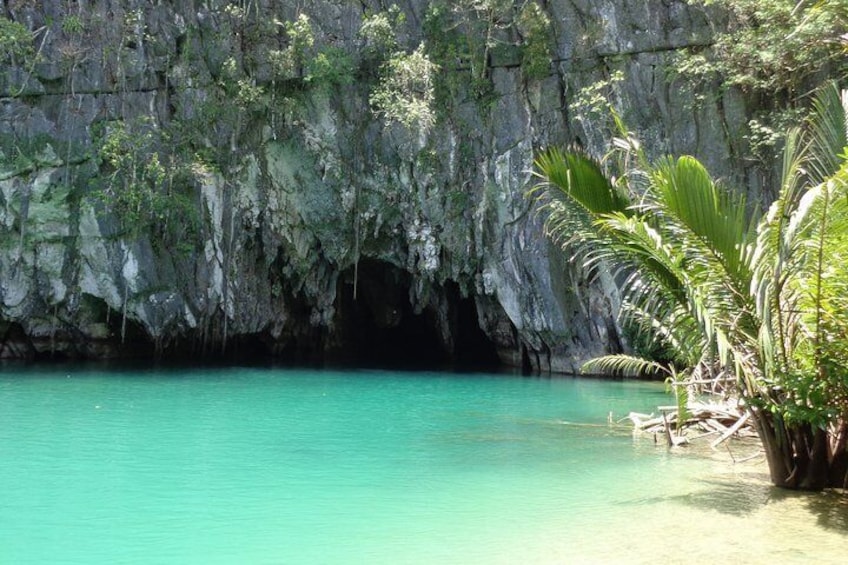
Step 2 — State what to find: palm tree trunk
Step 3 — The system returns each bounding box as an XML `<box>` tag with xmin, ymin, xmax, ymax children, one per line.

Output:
<box><xmin>753</xmin><ymin>408</ymin><xmax>835</xmax><ymax>490</ymax></box>
<box><xmin>828</xmin><ymin>420</ymin><xmax>848</xmax><ymax>488</ymax></box>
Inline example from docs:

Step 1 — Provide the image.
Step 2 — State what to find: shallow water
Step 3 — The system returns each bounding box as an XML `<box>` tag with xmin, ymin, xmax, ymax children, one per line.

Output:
<box><xmin>0</xmin><ymin>365</ymin><xmax>845</xmax><ymax>563</ymax></box>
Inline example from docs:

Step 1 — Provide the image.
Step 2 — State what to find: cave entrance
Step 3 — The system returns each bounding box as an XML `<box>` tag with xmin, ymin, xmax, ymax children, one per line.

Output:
<box><xmin>334</xmin><ymin>260</ymin><xmax>444</xmax><ymax>368</ymax></box>
<box><xmin>333</xmin><ymin>260</ymin><xmax>500</xmax><ymax>370</ymax></box>
<box><xmin>444</xmin><ymin>282</ymin><xmax>502</xmax><ymax>370</ymax></box>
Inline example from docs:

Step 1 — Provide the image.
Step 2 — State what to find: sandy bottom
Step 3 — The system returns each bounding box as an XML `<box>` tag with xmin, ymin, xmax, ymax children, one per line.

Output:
<box><xmin>501</xmin><ymin>442</ymin><xmax>848</xmax><ymax>564</ymax></box>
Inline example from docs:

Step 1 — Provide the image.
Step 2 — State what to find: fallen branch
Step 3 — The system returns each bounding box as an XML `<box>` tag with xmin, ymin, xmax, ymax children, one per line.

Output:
<box><xmin>710</xmin><ymin>411</ymin><xmax>751</xmax><ymax>449</ymax></box>
<box><xmin>627</xmin><ymin>396</ymin><xmax>755</xmax><ymax>447</ymax></box>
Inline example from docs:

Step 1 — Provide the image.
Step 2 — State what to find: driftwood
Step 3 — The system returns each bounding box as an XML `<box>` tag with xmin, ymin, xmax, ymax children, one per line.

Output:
<box><xmin>627</xmin><ymin>399</ymin><xmax>756</xmax><ymax>448</ymax></box>
<box><xmin>710</xmin><ymin>411</ymin><xmax>751</xmax><ymax>449</ymax></box>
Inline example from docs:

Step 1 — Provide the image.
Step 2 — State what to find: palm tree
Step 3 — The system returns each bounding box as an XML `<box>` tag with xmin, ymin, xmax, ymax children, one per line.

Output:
<box><xmin>531</xmin><ymin>130</ymin><xmax>758</xmax><ymax>388</ymax></box>
<box><xmin>531</xmin><ymin>83</ymin><xmax>848</xmax><ymax>490</ymax></box>
<box><xmin>750</xmin><ymin>84</ymin><xmax>848</xmax><ymax>488</ymax></box>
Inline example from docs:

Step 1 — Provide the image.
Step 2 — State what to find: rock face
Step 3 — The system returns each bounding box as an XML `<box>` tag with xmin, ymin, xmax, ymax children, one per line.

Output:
<box><xmin>0</xmin><ymin>1</ymin><xmax>761</xmax><ymax>371</ymax></box>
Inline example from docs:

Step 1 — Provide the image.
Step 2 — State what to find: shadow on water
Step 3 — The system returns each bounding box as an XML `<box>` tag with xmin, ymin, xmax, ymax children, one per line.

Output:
<box><xmin>623</xmin><ymin>473</ymin><xmax>848</xmax><ymax>531</ymax></box>
<box><xmin>760</xmin><ymin>485</ymin><xmax>848</xmax><ymax>534</ymax></box>
<box><xmin>804</xmin><ymin>490</ymin><xmax>848</xmax><ymax>533</ymax></box>
<box><xmin>620</xmin><ymin>477</ymin><xmax>773</xmax><ymax>517</ymax></box>
<box><xmin>676</xmin><ymin>478</ymin><xmax>776</xmax><ymax>516</ymax></box>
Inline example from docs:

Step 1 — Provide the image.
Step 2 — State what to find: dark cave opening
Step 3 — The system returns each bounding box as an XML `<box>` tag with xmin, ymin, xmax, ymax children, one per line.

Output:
<box><xmin>4</xmin><ymin>263</ymin><xmax>504</xmax><ymax>369</ymax></box>
<box><xmin>445</xmin><ymin>282</ymin><xmax>502</xmax><ymax>370</ymax></box>
<box><xmin>332</xmin><ymin>260</ymin><xmax>501</xmax><ymax>370</ymax></box>
<box><xmin>0</xmin><ymin>321</ymin><xmax>34</xmax><ymax>360</ymax></box>
<box><xmin>333</xmin><ymin>260</ymin><xmax>444</xmax><ymax>368</ymax></box>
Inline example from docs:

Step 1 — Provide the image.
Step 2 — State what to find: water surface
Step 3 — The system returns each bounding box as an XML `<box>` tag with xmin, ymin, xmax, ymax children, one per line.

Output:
<box><xmin>0</xmin><ymin>365</ymin><xmax>845</xmax><ymax>563</ymax></box>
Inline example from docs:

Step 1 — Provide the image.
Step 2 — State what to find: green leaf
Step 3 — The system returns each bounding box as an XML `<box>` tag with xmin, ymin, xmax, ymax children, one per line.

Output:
<box><xmin>581</xmin><ymin>355</ymin><xmax>671</xmax><ymax>378</ymax></box>
<box><xmin>532</xmin><ymin>148</ymin><xmax>629</xmax><ymax>216</ymax></box>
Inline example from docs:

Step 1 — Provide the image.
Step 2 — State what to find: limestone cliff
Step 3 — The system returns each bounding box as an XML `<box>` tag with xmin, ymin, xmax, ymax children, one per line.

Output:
<box><xmin>0</xmin><ymin>0</ymin><xmax>760</xmax><ymax>371</ymax></box>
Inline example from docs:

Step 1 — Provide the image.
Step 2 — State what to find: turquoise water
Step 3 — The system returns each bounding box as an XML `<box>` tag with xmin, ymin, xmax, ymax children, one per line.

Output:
<box><xmin>1</xmin><ymin>365</ymin><xmax>845</xmax><ymax>564</ymax></box>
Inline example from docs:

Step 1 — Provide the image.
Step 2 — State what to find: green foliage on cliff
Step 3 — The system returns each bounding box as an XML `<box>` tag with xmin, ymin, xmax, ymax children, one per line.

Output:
<box><xmin>0</xmin><ymin>134</ymin><xmax>61</xmax><ymax>178</ymax></box>
<box><xmin>421</xmin><ymin>0</ymin><xmax>554</xmax><ymax>113</ymax></box>
<box><xmin>369</xmin><ymin>45</ymin><xmax>438</xmax><ymax>130</ymax></box>
<box><xmin>268</xmin><ymin>13</ymin><xmax>354</xmax><ymax>89</ymax></box>
<box><xmin>516</xmin><ymin>2</ymin><xmax>554</xmax><ymax>81</ymax></box>
<box><xmin>421</xmin><ymin>3</ymin><xmax>468</xmax><ymax>111</ymax></box>
<box><xmin>677</xmin><ymin>0</ymin><xmax>847</xmax><ymax>155</ymax></box>
<box><xmin>2</xmin><ymin>1</ymin><xmax>558</xmax><ymax>222</ymax></box>
<box><xmin>682</xmin><ymin>0</ymin><xmax>847</xmax><ymax>95</ymax></box>
<box><xmin>0</xmin><ymin>17</ymin><xmax>34</xmax><ymax>66</ymax></box>
<box><xmin>93</xmin><ymin>119</ymin><xmax>200</xmax><ymax>251</ymax></box>
<box><xmin>359</xmin><ymin>5</ymin><xmax>405</xmax><ymax>61</ymax></box>
<box><xmin>305</xmin><ymin>46</ymin><xmax>354</xmax><ymax>89</ymax></box>
<box><xmin>423</xmin><ymin>0</ymin><xmax>503</xmax><ymax>102</ymax></box>
<box><xmin>268</xmin><ymin>13</ymin><xmax>353</xmax><ymax>87</ymax></box>
<box><xmin>356</xmin><ymin>5</ymin><xmax>439</xmax><ymax>130</ymax></box>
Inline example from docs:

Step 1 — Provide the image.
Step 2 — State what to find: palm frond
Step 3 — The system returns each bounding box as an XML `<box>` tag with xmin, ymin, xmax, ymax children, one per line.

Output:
<box><xmin>807</xmin><ymin>81</ymin><xmax>848</xmax><ymax>185</ymax></box>
<box><xmin>751</xmin><ymin>127</ymin><xmax>807</xmax><ymax>375</ymax></box>
<box><xmin>622</xmin><ymin>300</ymin><xmax>704</xmax><ymax>367</ymax></box>
<box><xmin>531</xmin><ymin>84</ymin><xmax>848</xmax><ymax>467</ymax></box>
<box><xmin>532</xmin><ymin>147</ymin><xmax>630</xmax><ymax>215</ymax></box>
<box><xmin>581</xmin><ymin>354</ymin><xmax>671</xmax><ymax>378</ymax></box>
<box><xmin>594</xmin><ymin>211</ymin><xmax>688</xmax><ymax>306</ymax></box>
<box><xmin>790</xmin><ymin>167</ymin><xmax>848</xmax><ymax>378</ymax></box>
<box><xmin>648</xmin><ymin>155</ymin><xmax>754</xmax><ymax>284</ymax></box>
<box><xmin>751</xmin><ymin>85</ymin><xmax>848</xmax><ymax>394</ymax></box>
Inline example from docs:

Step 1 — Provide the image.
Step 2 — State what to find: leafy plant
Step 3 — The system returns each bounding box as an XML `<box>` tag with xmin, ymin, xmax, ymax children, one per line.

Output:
<box><xmin>93</xmin><ymin>119</ymin><xmax>199</xmax><ymax>248</ymax></box>
<box><xmin>91</xmin><ymin>118</ymin><xmax>202</xmax><ymax>343</ymax></box>
<box><xmin>516</xmin><ymin>1</ymin><xmax>554</xmax><ymax>81</ymax></box>
<box><xmin>568</xmin><ymin>71</ymin><xmax>625</xmax><ymax>120</ymax></box>
<box><xmin>682</xmin><ymin>0</ymin><xmax>847</xmax><ymax>95</ymax></box>
<box><xmin>267</xmin><ymin>14</ymin><xmax>353</xmax><ymax>89</ymax></box>
<box><xmin>359</xmin><ymin>5</ymin><xmax>405</xmax><ymax>61</ymax></box>
<box><xmin>676</xmin><ymin>0</ymin><xmax>847</xmax><ymax>154</ymax></box>
<box><xmin>532</xmin><ymin>83</ymin><xmax>848</xmax><ymax>490</ymax></box>
<box><xmin>61</xmin><ymin>14</ymin><xmax>85</xmax><ymax>35</ymax></box>
<box><xmin>370</xmin><ymin>44</ymin><xmax>439</xmax><ymax>130</ymax></box>
<box><xmin>422</xmin><ymin>2</ymin><xmax>469</xmax><ymax>113</ymax></box>
<box><xmin>421</xmin><ymin>0</ymin><xmax>512</xmax><ymax>104</ymax></box>
<box><xmin>270</xmin><ymin>13</ymin><xmax>315</xmax><ymax>80</ymax></box>
<box><xmin>0</xmin><ymin>16</ymin><xmax>35</xmax><ymax>66</ymax></box>
<box><xmin>305</xmin><ymin>47</ymin><xmax>354</xmax><ymax>89</ymax></box>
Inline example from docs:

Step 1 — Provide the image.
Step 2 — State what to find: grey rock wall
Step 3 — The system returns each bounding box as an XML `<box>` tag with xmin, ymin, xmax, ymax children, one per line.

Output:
<box><xmin>0</xmin><ymin>0</ymin><xmax>761</xmax><ymax>370</ymax></box>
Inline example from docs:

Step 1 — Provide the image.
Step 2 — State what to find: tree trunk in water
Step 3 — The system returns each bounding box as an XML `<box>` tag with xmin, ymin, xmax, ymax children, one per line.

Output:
<box><xmin>828</xmin><ymin>420</ymin><xmax>848</xmax><ymax>488</ymax></box>
<box><xmin>752</xmin><ymin>408</ymin><xmax>847</xmax><ymax>490</ymax></box>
